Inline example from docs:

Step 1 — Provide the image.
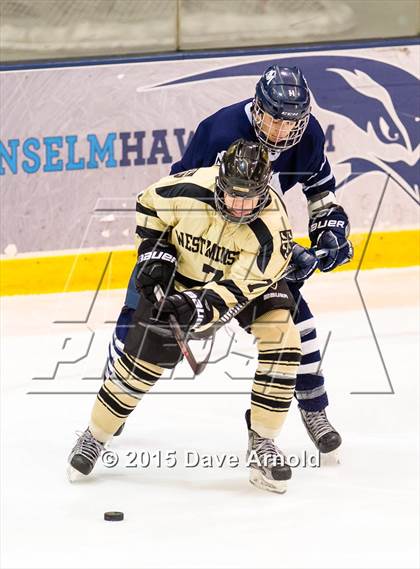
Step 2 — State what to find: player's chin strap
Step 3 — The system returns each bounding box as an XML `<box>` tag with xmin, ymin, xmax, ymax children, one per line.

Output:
<box><xmin>154</xmin><ymin>285</ymin><xmax>214</xmax><ymax>376</ymax></box>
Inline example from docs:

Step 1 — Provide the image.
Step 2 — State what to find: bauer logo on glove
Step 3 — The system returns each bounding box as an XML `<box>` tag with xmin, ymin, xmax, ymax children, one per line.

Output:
<box><xmin>135</xmin><ymin>240</ymin><xmax>178</xmax><ymax>303</ymax></box>
<box><xmin>309</xmin><ymin>218</ymin><xmax>346</xmax><ymax>233</ymax></box>
<box><xmin>308</xmin><ymin>205</ymin><xmax>353</xmax><ymax>272</ymax></box>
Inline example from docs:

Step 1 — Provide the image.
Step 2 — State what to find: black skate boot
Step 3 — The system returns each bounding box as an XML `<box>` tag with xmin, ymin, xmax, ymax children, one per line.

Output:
<box><xmin>245</xmin><ymin>410</ymin><xmax>291</xmax><ymax>494</ymax></box>
<box><xmin>67</xmin><ymin>428</ymin><xmax>104</xmax><ymax>480</ymax></box>
<box><xmin>299</xmin><ymin>408</ymin><xmax>342</xmax><ymax>454</ymax></box>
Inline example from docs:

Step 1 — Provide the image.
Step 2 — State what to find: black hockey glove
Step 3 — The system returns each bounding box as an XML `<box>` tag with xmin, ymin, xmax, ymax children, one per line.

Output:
<box><xmin>285</xmin><ymin>243</ymin><xmax>319</xmax><ymax>283</ymax></box>
<box><xmin>309</xmin><ymin>205</ymin><xmax>353</xmax><ymax>272</ymax></box>
<box><xmin>153</xmin><ymin>291</ymin><xmax>213</xmax><ymax>331</ymax></box>
<box><xmin>135</xmin><ymin>239</ymin><xmax>177</xmax><ymax>303</ymax></box>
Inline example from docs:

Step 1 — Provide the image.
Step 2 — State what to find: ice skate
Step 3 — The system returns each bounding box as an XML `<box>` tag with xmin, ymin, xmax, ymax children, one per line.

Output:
<box><xmin>245</xmin><ymin>410</ymin><xmax>291</xmax><ymax>494</ymax></box>
<box><xmin>299</xmin><ymin>408</ymin><xmax>341</xmax><ymax>463</ymax></box>
<box><xmin>67</xmin><ymin>428</ymin><xmax>104</xmax><ymax>481</ymax></box>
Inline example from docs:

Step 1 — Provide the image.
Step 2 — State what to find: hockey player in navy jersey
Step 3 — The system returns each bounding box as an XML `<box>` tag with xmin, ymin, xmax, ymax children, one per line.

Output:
<box><xmin>169</xmin><ymin>65</ymin><xmax>353</xmax><ymax>455</ymax></box>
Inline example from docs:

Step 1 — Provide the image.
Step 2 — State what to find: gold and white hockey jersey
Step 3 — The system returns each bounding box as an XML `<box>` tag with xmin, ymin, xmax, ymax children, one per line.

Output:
<box><xmin>135</xmin><ymin>166</ymin><xmax>294</xmax><ymax>324</ymax></box>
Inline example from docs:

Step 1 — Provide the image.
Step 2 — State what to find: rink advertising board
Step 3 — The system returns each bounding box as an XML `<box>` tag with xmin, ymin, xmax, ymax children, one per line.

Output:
<box><xmin>0</xmin><ymin>39</ymin><xmax>419</xmax><ymax>294</ymax></box>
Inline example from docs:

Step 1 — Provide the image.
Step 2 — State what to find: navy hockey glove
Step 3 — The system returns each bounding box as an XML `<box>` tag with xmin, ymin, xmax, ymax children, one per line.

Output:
<box><xmin>285</xmin><ymin>243</ymin><xmax>319</xmax><ymax>283</ymax></box>
<box><xmin>135</xmin><ymin>240</ymin><xmax>177</xmax><ymax>303</ymax></box>
<box><xmin>154</xmin><ymin>291</ymin><xmax>213</xmax><ymax>330</ymax></box>
<box><xmin>309</xmin><ymin>205</ymin><xmax>353</xmax><ymax>272</ymax></box>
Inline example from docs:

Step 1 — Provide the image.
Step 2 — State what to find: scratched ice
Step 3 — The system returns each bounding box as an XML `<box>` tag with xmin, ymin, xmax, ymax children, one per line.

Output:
<box><xmin>1</xmin><ymin>268</ymin><xmax>418</xmax><ymax>569</ymax></box>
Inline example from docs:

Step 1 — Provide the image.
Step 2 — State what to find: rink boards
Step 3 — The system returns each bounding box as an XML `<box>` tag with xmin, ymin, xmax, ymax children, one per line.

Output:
<box><xmin>0</xmin><ymin>228</ymin><xmax>419</xmax><ymax>295</ymax></box>
<box><xmin>0</xmin><ymin>38</ymin><xmax>419</xmax><ymax>294</ymax></box>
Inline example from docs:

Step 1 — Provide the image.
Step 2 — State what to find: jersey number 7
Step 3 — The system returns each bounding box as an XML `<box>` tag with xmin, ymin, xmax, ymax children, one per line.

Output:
<box><xmin>202</xmin><ymin>263</ymin><xmax>223</xmax><ymax>282</ymax></box>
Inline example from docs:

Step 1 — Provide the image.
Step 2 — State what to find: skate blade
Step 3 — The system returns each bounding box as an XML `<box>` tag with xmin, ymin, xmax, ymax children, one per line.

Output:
<box><xmin>67</xmin><ymin>464</ymin><xmax>87</xmax><ymax>483</ymax></box>
<box><xmin>320</xmin><ymin>449</ymin><xmax>340</xmax><ymax>466</ymax></box>
<box><xmin>249</xmin><ymin>469</ymin><xmax>288</xmax><ymax>494</ymax></box>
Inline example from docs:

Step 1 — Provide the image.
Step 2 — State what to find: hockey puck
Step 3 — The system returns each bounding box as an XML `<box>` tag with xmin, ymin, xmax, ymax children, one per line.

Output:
<box><xmin>104</xmin><ymin>511</ymin><xmax>124</xmax><ymax>521</ymax></box>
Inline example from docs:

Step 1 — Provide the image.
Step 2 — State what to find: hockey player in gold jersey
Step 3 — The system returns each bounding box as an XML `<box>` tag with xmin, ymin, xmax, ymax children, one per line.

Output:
<box><xmin>68</xmin><ymin>140</ymin><xmax>303</xmax><ymax>493</ymax></box>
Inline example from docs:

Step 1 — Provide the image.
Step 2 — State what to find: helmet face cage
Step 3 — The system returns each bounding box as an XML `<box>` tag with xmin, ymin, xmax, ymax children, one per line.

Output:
<box><xmin>252</xmin><ymin>65</ymin><xmax>311</xmax><ymax>151</ymax></box>
<box><xmin>214</xmin><ymin>180</ymin><xmax>270</xmax><ymax>224</ymax></box>
<box><xmin>215</xmin><ymin>140</ymin><xmax>271</xmax><ymax>224</ymax></box>
<box><xmin>252</xmin><ymin>97</ymin><xmax>310</xmax><ymax>151</ymax></box>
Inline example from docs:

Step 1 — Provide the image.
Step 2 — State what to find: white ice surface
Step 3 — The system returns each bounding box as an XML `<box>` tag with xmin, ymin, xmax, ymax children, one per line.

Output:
<box><xmin>1</xmin><ymin>268</ymin><xmax>419</xmax><ymax>569</ymax></box>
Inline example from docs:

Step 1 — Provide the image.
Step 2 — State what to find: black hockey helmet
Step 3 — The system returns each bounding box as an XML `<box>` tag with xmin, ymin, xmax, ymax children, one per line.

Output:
<box><xmin>252</xmin><ymin>65</ymin><xmax>311</xmax><ymax>151</ymax></box>
<box><xmin>215</xmin><ymin>139</ymin><xmax>271</xmax><ymax>224</ymax></box>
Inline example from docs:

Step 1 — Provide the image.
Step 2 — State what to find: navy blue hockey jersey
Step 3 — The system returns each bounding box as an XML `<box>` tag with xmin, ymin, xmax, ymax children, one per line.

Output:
<box><xmin>170</xmin><ymin>99</ymin><xmax>335</xmax><ymax>199</ymax></box>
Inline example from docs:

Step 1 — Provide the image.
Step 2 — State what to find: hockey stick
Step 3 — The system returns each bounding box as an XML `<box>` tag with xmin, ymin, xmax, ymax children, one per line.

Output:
<box><xmin>154</xmin><ymin>285</ymin><xmax>213</xmax><ymax>375</ymax></box>
<box><xmin>218</xmin><ymin>247</ymin><xmax>330</xmax><ymax>325</ymax></box>
<box><xmin>153</xmin><ymin>247</ymin><xmax>331</xmax><ymax>374</ymax></box>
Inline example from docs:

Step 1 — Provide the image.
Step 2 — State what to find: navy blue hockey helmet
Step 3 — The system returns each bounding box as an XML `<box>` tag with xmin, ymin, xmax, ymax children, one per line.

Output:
<box><xmin>215</xmin><ymin>139</ymin><xmax>271</xmax><ymax>224</ymax></box>
<box><xmin>252</xmin><ymin>65</ymin><xmax>311</xmax><ymax>151</ymax></box>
